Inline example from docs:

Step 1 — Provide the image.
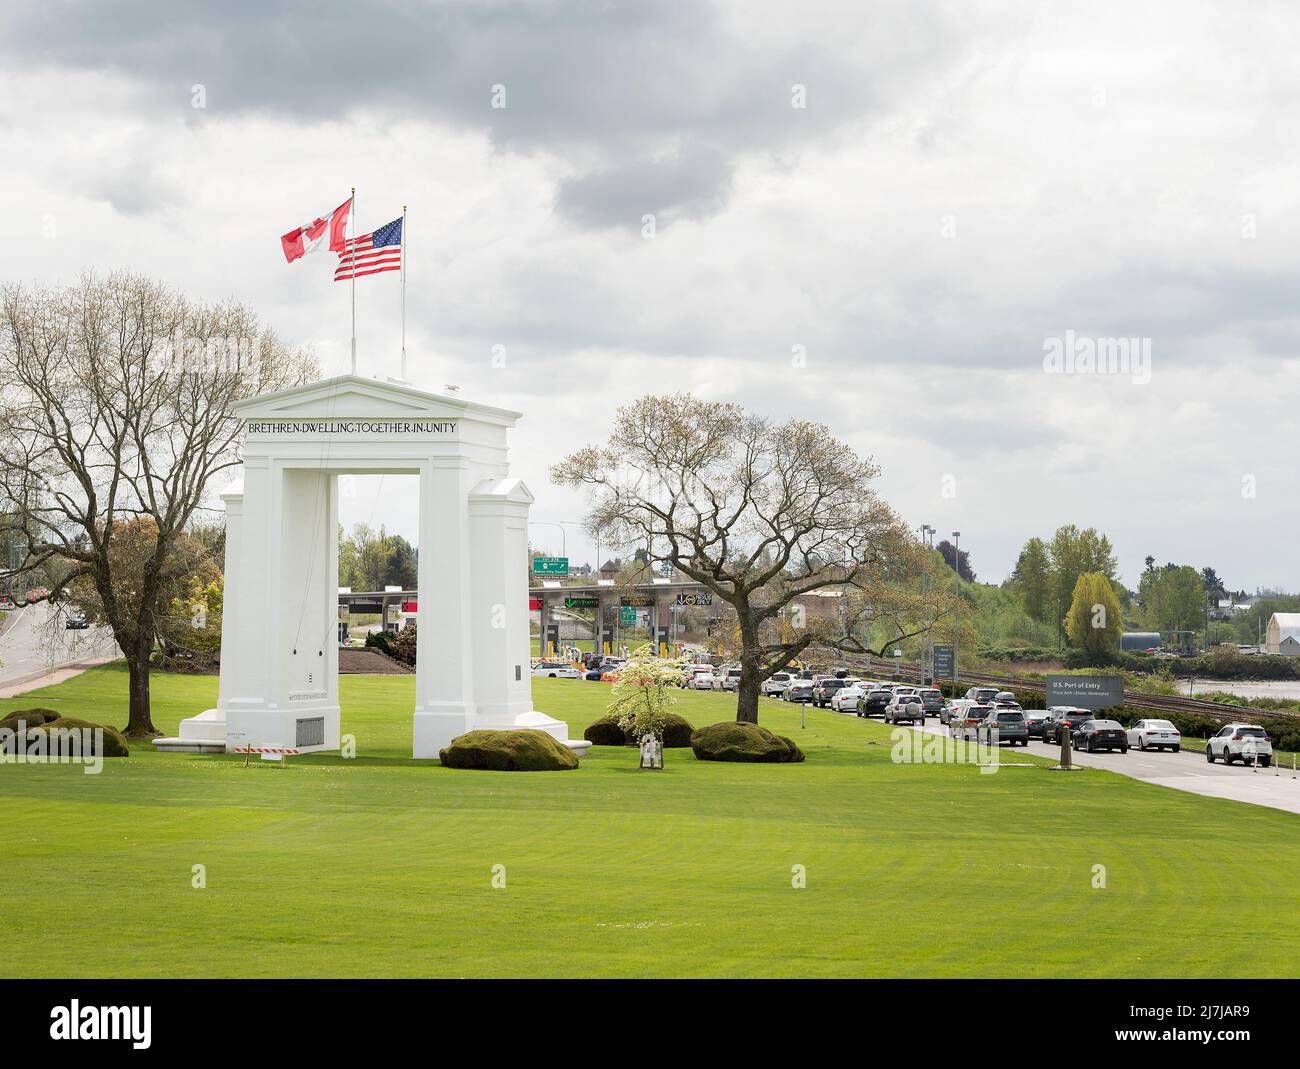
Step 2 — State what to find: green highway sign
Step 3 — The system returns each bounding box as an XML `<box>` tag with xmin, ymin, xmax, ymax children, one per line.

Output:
<box><xmin>564</xmin><ymin>596</ymin><xmax>599</xmax><ymax>609</ymax></box>
<box><xmin>620</xmin><ymin>606</ymin><xmax>637</xmax><ymax>625</ymax></box>
<box><xmin>532</xmin><ymin>556</ymin><xmax>568</xmax><ymax>577</ymax></box>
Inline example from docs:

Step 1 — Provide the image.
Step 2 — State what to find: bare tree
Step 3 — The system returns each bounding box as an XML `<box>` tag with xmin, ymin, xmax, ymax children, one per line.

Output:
<box><xmin>0</xmin><ymin>273</ymin><xmax>316</xmax><ymax>736</ymax></box>
<box><xmin>552</xmin><ymin>394</ymin><xmax>962</xmax><ymax>723</ymax></box>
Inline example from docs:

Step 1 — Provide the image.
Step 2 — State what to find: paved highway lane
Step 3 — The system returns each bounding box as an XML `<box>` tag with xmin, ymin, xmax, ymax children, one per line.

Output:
<box><xmin>0</xmin><ymin>602</ymin><xmax>119</xmax><ymax>688</ymax></box>
<box><xmin>823</xmin><ymin>704</ymin><xmax>1300</xmax><ymax>816</ymax></box>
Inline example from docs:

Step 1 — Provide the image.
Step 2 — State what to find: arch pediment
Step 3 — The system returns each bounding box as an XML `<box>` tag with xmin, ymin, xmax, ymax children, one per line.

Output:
<box><xmin>233</xmin><ymin>375</ymin><xmax>522</xmax><ymax>427</ymax></box>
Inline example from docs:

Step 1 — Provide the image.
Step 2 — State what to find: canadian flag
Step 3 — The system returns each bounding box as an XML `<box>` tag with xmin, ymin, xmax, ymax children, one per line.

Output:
<box><xmin>281</xmin><ymin>197</ymin><xmax>352</xmax><ymax>263</ymax></box>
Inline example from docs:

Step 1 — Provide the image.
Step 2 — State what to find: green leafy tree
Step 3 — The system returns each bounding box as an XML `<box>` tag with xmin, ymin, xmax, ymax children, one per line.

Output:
<box><xmin>606</xmin><ymin>644</ymin><xmax>685</xmax><ymax>742</ymax></box>
<box><xmin>1012</xmin><ymin>537</ymin><xmax>1052</xmax><ymax>622</ymax></box>
<box><xmin>1064</xmin><ymin>571</ymin><xmax>1123</xmax><ymax>659</ymax></box>
<box><xmin>1138</xmin><ymin>564</ymin><xmax>1205</xmax><ymax>634</ymax></box>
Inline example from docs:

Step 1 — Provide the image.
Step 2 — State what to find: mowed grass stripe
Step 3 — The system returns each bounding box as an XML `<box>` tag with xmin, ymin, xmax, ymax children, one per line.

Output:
<box><xmin>0</xmin><ymin>665</ymin><xmax>1296</xmax><ymax>977</ymax></box>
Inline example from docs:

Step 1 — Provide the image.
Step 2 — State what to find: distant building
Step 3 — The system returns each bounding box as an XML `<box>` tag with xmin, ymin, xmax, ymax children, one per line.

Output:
<box><xmin>1264</xmin><ymin>613</ymin><xmax>1300</xmax><ymax>656</ymax></box>
<box><xmin>1119</xmin><ymin>631</ymin><xmax>1161</xmax><ymax>652</ymax></box>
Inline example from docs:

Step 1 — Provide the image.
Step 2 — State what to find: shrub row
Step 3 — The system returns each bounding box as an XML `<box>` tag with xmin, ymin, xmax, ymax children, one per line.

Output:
<box><xmin>976</xmin><ymin>645</ymin><xmax>1061</xmax><ymax>663</ymax></box>
<box><xmin>583</xmin><ymin>713</ymin><xmax>696</xmax><ymax>747</ymax></box>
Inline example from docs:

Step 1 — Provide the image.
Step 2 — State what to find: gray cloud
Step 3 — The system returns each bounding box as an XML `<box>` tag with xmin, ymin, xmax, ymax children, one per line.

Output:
<box><xmin>0</xmin><ymin>0</ymin><xmax>986</xmax><ymax>224</ymax></box>
<box><xmin>554</xmin><ymin>143</ymin><xmax>733</xmax><ymax>229</ymax></box>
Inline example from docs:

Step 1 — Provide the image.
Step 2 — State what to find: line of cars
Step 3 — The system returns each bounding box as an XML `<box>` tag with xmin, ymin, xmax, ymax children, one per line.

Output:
<box><xmin>533</xmin><ymin>657</ymin><xmax>1279</xmax><ymax>768</ymax></box>
<box><xmin>777</xmin><ymin>676</ymin><xmax>1276</xmax><ymax>764</ymax></box>
<box><xmin>762</xmin><ymin>672</ymin><xmax>949</xmax><ymax>726</ymax></box>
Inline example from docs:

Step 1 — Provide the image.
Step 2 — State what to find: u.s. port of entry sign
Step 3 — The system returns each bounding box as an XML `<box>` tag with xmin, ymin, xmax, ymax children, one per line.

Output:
<box><xmin>1045</xmin><ymin>674</ymin><xmax>1125</xmax><ymax>710</ymax></box>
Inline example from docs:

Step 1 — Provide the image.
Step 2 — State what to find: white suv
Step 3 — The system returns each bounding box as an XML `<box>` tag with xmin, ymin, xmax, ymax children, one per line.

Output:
<box><xmin>686</xmin><ymin>667</ymin><xmax>716</xmax><ymax>690</ymax></box>
<box><xmin>715</xmin><ymin>667</ymin><xmax>742</xmax><ymax>692</ymax></box>
<box><xmin>884</xmin><ymin>692</ymin><xmax>924</xmax><ymax>724</ymax></box>
<box><xmin>1206</xmin><ymin>724</ymin><xmax>1273</xmax><ymax>767</ymax></box>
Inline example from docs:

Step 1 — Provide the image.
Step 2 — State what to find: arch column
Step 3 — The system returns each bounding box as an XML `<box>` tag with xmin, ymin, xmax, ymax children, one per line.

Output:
<box><xmin>467</xmin><ymin>478</ymin><xmax>534</xmax><ymax>726</ymax></box>
<box><xmin>413</xmin><ymin>457</ymin><xmax>476</xmax><ymax>757</ymax></box>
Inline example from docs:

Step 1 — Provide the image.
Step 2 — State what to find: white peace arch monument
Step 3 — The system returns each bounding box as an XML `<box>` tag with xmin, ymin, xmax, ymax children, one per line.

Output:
<box><xmin>160</xmin><ymin>375</ymin><xmax>584</xmax><ymax>759</ymax></box>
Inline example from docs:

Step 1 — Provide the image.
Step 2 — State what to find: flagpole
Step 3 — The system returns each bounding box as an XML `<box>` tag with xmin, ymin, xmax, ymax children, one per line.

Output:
<box><xmin>350</xmin><ymin>186</ymin><xmax>357</xmax><ymax>376</ymax></box>
<box><xmin>400</xmin><ymin>204</ymin><xmax>408</xmax><ymax>381</ymax></box>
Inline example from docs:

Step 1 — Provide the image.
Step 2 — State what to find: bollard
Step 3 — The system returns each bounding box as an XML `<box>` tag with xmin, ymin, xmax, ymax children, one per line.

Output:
<box><xmin>1059</xmin><ymin>724</ymin><xmax>1072</xmax><ymax>770</ymax></box>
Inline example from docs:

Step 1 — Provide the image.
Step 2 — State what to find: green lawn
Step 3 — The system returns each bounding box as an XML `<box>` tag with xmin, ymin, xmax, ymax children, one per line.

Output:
<box><xmin>1</xmin><ymin>663</ymin><xmax>1297</xmax><ymax>978</ymax></box>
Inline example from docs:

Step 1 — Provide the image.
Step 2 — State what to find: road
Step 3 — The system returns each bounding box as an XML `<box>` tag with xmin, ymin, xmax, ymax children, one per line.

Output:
<box><xmin>826</xmin><ymin>703</ymin><xmax>1300</xmax><ymax>816</ymax></box>
<box><xmin>0</xmin><ymin>602</ymin><xmax>119</xmax><ymax>688</ymax></box>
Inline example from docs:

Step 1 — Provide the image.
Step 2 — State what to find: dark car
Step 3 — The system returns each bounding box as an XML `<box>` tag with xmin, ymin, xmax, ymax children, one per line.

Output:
<box><xmin>1073</xmin><ymin>718</ymin><xmax>1129</xmax><ymax>753</ymax></box>
<box><xmin>811</xmin><ymin>678</ymin><xmax>850</xmax><ymax>708</ymax></box>
<box><xmin>1023</xmin><ymin>710</ymin><xmax>1050</xmax><ymax>738</ymax></box>
<box><xmin>64</xmin><ymin>615</ymin><xmax>90</xmax><ymax>630</ymax></box>
<box><xmin>1042</xmin><ymin>707</ymin><xmax>1093</xmax><ymax>745</ymax></box>
<box><xmin>858</xmin><ymin>688</ymin><xmax>892</xmax><ymax>718</ymax></box>
<box><xmin>918</xmin><ymin>689</ymin><xmax>947</xmax><ymax>715</ymax></box>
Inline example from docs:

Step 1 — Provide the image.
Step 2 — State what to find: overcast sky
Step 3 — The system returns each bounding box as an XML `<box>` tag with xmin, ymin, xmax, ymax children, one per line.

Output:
<box><xmin>3</xmin><ymin>0</ymin><xmax>1296</xmax><ymax>591</ymax></box>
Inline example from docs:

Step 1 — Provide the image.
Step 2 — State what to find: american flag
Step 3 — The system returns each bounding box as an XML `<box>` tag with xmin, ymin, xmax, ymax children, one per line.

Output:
<box><xmin>334</xmin><ymin>216</ymin><xmax>402</xmax><ymax>282</ymax></box>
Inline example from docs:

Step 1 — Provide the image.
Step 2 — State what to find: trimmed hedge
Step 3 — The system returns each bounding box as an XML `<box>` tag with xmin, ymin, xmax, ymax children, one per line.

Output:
<box><xmin>9</xmin><ymin>716</ymin><xmax>130</xmax><ymax>757</ymax></box>
<box><xmin>0</xmin><ymin>708</ymin><xmax>63</xmax><ymax>730</ymax></box>
<box><xmin>690</xmin><ymin>721</ymin><xmax>805</xmax><ymax>763</ymax></box>
<box><xmin>583</xmin><ymin>716</ymin><xmax>626</xmax><ymax>746</ymax></box>
<box><xmin>583</xmin><ymin>712</ymin><xmax>695</xmax><ymax>748</ymax></box>
<box><xmin>439</xmin><ymin>728</ymin><xmax>577</xmax><ymax>771</ymax></box>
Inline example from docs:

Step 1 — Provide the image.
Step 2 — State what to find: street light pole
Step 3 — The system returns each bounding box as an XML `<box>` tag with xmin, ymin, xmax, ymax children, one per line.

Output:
<box><xmin>528</xmin><ymin>521</ymin><xmax>566</xmax><ymax>561</ymax></box>
<box><xmin>919</xmin><ymin>524</ymin><xmax>935</xmax><ymax>686</ymax></box>
<box><xmin>952</xmin><ymin>530</ymin><xmax>961</xmax><ymax>683</ymax></box>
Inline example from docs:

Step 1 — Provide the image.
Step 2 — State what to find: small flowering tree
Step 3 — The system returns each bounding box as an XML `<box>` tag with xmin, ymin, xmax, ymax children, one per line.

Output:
<box><xmin>607</xmin><ymin>644</ymin><xmax>685</xmax><ymax>753</ymax></box>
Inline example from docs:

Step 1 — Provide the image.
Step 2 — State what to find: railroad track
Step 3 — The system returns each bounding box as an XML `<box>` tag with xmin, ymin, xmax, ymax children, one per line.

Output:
<box><xmin>809</xmin><ymin>649</ymin><xmax>1298</xmax><ymax>724</ymax></box>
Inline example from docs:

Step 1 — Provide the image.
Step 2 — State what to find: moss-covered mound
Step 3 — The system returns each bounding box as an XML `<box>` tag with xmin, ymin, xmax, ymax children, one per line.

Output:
<box><xmin>0</xmin><ymin>707</ymin><xmax>63</xmax><ymax>730</ymax></box>
<box><xmin>660</xmin><ymin>713</ymin><xmax>696</xmax><ymax>748</ymax></box>
<box><xmin>583</xmin><ymin>712</ymin><xmax>696</xmax><ymax>747</ymax></box>
<box><xmin>13</xmin><ymin>716</ymin><xmax>130</xmax><ymax>757</ymax></box>
<box><xmin>583</xmin><ymin>716</ymin><xmax>627</xmax><ymax>746</ymax></box>
<box><xmin>690</xmin><ymin>720</ymin><xmax>805</xmax><ymax>763</ymax></box>
<box><xmin>440</xmin><ymin>729</ymin><xmax>578</xmax><ymax>771</ymax></box>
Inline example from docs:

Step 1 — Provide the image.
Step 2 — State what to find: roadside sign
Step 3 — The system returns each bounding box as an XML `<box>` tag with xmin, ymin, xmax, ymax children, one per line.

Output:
<box><xmin>620</xmin><ymin>595</ymin><xmax>654</xmax><ymax>607</ymax></box>
<box><xmin>564</xmin><ymin>596</ymin><xmax>599</xmax><ymax>609</ymax></box>
<box><xmin>933</xmin><ymin>644</ymin><xmax>955</xmax><ymax>679</ymax></box>
<box><xmin>1045</xmin><ymin>674</ymin><xmax>1125</xmax><ymax>710</ymax></box>
<box><xmin>532</xmin><ymin>556</ymin><xmax>568</xmax><ymax>577</ymax></box>
<box><xmin>620</xmin><ymin>606</ymin><xmax>637</xmax><ymax>625</ymax></box>
<box><xmin>528</xmin><ymin>598</ymin><xmax>543</xmax><ymax>611</ymax></box>
<box><xmin>676</xmin><ymin>592</ymin><xmax>712</xmax><ymax>606</ymax></box>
